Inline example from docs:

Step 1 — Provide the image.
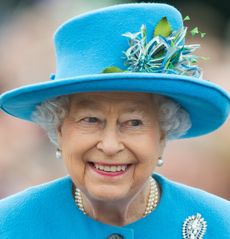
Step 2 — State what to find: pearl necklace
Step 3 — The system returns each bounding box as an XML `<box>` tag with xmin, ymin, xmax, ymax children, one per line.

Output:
<box><xmin>144</xmin><ymin>177</ymin><xmax>159</xmax><ymax>216</ymax></box>
<box><xmin>74</xmin><ymin>177</ymin><xmax>159</xmax><ymax>217</ymax></box>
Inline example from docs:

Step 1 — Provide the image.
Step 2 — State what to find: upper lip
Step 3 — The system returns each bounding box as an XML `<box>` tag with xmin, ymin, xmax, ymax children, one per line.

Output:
<box><xmin>88</xmin><ymin>161</ymin><xmax>132</xmax><ymax>166</ymax></box>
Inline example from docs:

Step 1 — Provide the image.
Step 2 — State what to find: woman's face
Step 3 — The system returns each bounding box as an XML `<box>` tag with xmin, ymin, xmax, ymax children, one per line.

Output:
<box><xmin>58</xmin><ymin>92</ymin><xmax>165</xmax><ymax>203</ymax></box>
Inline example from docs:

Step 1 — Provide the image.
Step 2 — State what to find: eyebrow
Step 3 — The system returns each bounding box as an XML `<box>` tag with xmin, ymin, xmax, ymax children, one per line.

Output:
<box><xmin>73</xmin><ymin>99</ymin><xmax>101</xmax><ymax>110</ymax></box>
<box><xmin>73</xmin><ymin>99</ymin><xmax>148</xmax><ymax>113</ymax></box>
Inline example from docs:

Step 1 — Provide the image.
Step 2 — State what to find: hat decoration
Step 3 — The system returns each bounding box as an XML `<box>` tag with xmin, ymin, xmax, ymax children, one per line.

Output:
<box><xmin>0</xmin><ymin>3</ymin><xmax>229</xmax><ymax>139</ymax></box>
<box><xmin>102</xmin><ymin>16</ymin><xmax>204</xmax><ymax>79</ymax></box>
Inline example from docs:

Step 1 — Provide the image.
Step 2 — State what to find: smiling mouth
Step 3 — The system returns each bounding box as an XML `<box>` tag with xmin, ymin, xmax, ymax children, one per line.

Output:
<box><xmin>88</xmin><ymin>162</ymin><xmax>132</xmax><ymax>173</ymax></box>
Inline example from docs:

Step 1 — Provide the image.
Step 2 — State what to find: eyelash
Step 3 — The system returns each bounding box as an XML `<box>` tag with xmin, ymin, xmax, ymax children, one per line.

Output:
<box><xmin>124</xmin><ymin>119</ymin><xmax>143</xmax><ymax>127</ymax></box>
<box><xmin>80</xmin><ymin>117</ymin><xmax>143</xmax><ymax>127</ymax></box>
<box><xmin>81</xmin><ymin>117</ymin><xmax>99</xmax><ymax>124</ymax></box>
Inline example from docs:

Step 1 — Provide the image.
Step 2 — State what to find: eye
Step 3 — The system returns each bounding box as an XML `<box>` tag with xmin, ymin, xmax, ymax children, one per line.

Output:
<box><xmin>126</xmin><ymin>119</ymin><xmax>143</xmax><ymax>127</ymax></box>
<box><xmin>81</xmin><ymin>117</ymin><xmax>99</xmax><ymax>124</ymax></box>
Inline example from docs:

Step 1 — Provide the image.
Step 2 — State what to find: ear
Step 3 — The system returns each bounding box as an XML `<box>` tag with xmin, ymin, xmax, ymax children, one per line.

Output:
<box><xmin>159</xmin><ymin>130</ymin><xmax>166</xmax><ymax>156</ymax></box>
<box><xmin>56</xmin><ymin>125</ymin><xmax>63</xmax><ymax>148</ymax></box>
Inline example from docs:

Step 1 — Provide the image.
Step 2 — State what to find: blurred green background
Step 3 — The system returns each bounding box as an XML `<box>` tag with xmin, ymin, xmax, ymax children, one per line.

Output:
<box><xmin>0</xmin><ymin>0</ymin><xmax>229</xmax><ymax>200</ymax></box>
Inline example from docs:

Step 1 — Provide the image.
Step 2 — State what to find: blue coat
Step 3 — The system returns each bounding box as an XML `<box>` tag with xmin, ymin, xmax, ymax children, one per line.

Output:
<box><xmin>0</xmin><ymin>173</ymin><xmax>229</xmax><ymax>238</ymax></box>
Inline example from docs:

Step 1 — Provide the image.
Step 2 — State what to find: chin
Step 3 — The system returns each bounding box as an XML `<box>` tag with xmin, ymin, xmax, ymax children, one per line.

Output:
<box><xmin>86</xmin><ymin>184</ymin><xmax>131</xmax><ymax>203</ymax></box>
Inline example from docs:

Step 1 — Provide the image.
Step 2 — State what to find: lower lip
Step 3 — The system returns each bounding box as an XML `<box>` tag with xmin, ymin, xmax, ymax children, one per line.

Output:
<box><xmin>88</xmin><ymin>163</ymin><xmax>131</xmax><ymax>177</ymax></box>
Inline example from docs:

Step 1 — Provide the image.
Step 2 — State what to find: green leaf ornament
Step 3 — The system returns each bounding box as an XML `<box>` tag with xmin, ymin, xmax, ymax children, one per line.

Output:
<box><xmin>200</xmin><ymin>32</ymin><xmax>206</xmax><ymax>38</ymax></box>
<box><xmin>190</xmin><ymin>27</ymin><xmax>199</xmax><ymax>36</ymax></box>
<box><xmin>154</xmin><ymin>17</ymin><xmax>173</xmax><ymax>37</ymax></box>
<box><xmin>183</xmin><ymin>16</ymin><xmax>190</xmax><ymax>21</ymax></box>
<box><xmin>102</xmin><ymin>66</ymin><xmax>124</xmax><ymax>73</ymax></box>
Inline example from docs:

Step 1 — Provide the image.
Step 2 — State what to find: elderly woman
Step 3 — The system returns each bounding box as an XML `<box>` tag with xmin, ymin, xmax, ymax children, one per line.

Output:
<box><xmin>0</xmin><ymin>3</ymin><xmax>230</xmax><ymax>239</ymax></box>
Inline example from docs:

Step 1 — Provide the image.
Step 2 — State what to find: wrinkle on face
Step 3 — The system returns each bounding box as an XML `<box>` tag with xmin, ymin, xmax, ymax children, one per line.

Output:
<box><xmin>69</xmin><ymin>92</ymin><xmax>160</xmax><ymax>135</ymax></box>
<box><xmin>57</xmin><ymin>92</ymin><xmax>166</xmax><ymax>225</ymax></box>
<box><xmin>69</xmin><ymin>92</ymin><xmax>158</xmax><ymax>116</ymax></box>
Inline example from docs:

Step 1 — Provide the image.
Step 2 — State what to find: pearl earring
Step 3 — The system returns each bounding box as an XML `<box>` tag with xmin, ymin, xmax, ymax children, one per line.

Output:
<box><xmin>56</xmin><ymin>148</ymin><xmax>62</xmax><ymax>160</ymax></box>
<box><xmin>157</xmin><ymin>156</ymin><xmax>164</xmax><ymax>167</ymax></box>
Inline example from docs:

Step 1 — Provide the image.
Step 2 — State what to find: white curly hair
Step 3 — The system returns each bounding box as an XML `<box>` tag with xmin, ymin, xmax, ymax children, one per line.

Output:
<box><xmin>32</xmin><ymin>94</ymin><xmax>191</xmax><ymax>146</ymax></box>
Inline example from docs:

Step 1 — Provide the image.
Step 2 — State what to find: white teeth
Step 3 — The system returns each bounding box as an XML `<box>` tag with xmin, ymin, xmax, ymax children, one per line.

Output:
<box><xmin>93</xmin><ymin>163</ymin><xmax>128</xmax><ymax>172</ymax></box>
<box><xmin>104</xmin><ymin>166</ymin><xmax>110</xmax><ymax>171</ymax></box>
<box><xmin>121</xmin><ymin>166</ymin><xmax>126</xmax><ymax>171</ymax></box>
<box><xmin>111</xmin><ymin>166</ymin><xmax>117</xmax><ymax>172</ymax></box>
<box><xmin>116</xmin><ymin>166</ymin><xmax>121</xmax><ymax>171</ymax></box>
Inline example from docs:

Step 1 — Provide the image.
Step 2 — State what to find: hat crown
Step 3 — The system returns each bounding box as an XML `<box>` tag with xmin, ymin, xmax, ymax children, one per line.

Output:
<box><xmin>53</xmin><ymin>3</ymin><xmax>183</xmax><ymax>79</ymax></box>
<box><xmin>1</xmin><ymin>3</ymin><xmax>229</xmax><ymax>138</ymax></box>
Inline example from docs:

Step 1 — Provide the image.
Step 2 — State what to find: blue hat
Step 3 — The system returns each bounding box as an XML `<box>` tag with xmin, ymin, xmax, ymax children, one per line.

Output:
<box><xmin>0</xmin><ymin>3</ymin><xmax>229</xmax><ymax>138</ymax></box>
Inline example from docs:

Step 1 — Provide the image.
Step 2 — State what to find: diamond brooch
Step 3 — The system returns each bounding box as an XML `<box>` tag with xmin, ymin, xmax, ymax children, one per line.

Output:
<box><xmin>182</xmin><ymin>213</ymin><xmax>207</xmax><ymax>239</ymax></box>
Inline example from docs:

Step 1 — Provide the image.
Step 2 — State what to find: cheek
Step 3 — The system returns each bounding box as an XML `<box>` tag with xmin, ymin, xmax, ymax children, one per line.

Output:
<box><xmin>60</xmin><ymin>122</ymin><xmax>97</xmax><ymax>185</ymax></box>
<box><xmin>127</xmin><ymin>129</ymin><xmax>162</xmax><ymax>177</ymax></box>
<box><xmin>61</xmin><ymin>120</ymin><xmax>96</xmax><ymax>155</ymax></box>
<box><xmin>131</xmin><ymin>130</ymin><xmax>162</xmax><ymax>159</ymax></box>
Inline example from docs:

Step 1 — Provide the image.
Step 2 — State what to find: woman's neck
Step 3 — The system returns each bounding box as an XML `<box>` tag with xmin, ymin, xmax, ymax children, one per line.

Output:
<box><xmin>73</xmin><ymin>179</ymin><xmax>156</xmax><ymax>226</ymax></box>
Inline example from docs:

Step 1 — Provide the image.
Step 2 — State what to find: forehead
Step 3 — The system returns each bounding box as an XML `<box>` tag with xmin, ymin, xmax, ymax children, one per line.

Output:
<box><xmin>69</xmin><ymin>92</ymin><xmax>154</xmax><ymax>109</ymax></box>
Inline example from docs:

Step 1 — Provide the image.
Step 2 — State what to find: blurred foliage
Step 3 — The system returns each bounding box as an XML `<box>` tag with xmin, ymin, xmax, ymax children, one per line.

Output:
<box><xmin>0</xmin><ymin>0</ymin><xmax>38</xmax><ymax>13</ymax></box>
<box><xmin>1</xmin><ymin>0</ymin><xmax>229</xmax><ymax>35</ymax></box>
<box><xmin>0</xmin><ymin>0</ymin><xmax>38</xmax><ymax>24</ymax></box>
<box><xmin>0</xmin><ymin>0</ymin><xmax>36</xmax><ymax>8</ymax></box>
<box><xmin>1</xmin><ymin>0</ymin><xmax>229</xmax><ymax>16</ymax></box>
<box><xmin>134</xmin><ymin>0</ymin><xmax>230</xmax><ymax>18</ymax></box>
<box><xmin>0</xmin><ymin>0</ymin><xmax>127</xmax><ymax>23</ymax></box>
<box><xmin>132</xmin><ymin>0</ymin><xmax>230</xmax><ymax>40</ymax></box>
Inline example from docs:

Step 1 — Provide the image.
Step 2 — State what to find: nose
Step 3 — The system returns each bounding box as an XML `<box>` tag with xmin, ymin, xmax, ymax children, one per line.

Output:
<box><xmin>96</xmin><ymin>127</ymin><xmax>125</xmax><ymax>156</ymax></box>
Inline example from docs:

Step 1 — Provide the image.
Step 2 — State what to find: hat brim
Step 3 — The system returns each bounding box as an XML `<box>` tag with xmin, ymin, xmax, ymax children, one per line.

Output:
<box><xmin>1</xmin><ymin>72</ymin><xmax>229</xmax><ymax>139</ymax></box>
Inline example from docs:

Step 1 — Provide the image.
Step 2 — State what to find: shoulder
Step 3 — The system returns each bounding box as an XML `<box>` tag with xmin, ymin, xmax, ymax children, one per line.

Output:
<box><xmin>154</xmin><ymin>173</ymin><xmax>230</xmax><ymax>237</ymax></box>
<box><xmin>0</xmin><ymin>176</ymin><xmax>70</xmax><ymax>211</ymax></box>
<box><xmin>154</xmin><ymin>173</ymin><xmax>230</xmax><ymax>210</ymax></box>
<box><xmin>0</xmin><ymin>176</ymin><xmax>71</xmax><ymax>236</ymax></box>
